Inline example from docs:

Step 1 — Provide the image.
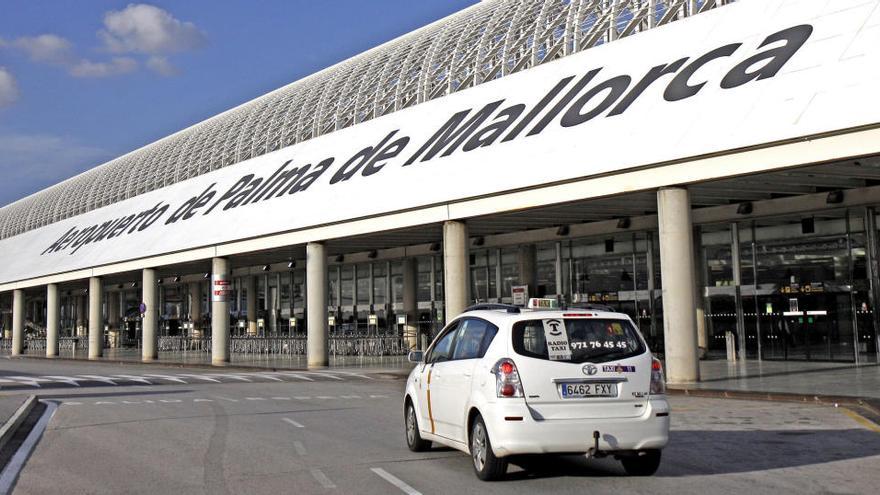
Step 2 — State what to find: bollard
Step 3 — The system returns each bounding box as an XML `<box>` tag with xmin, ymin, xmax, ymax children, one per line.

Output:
<box><xmin>725</xmin><ymin>330</ymin><xmax>737</xmax><ymax>362</ymax></box>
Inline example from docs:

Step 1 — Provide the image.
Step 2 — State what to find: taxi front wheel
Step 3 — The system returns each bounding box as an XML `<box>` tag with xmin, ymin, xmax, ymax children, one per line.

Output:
<box><xmin>621</xmin><ymin>449</ymin><xmax>662</xmax><ymax>476</ymax></box>
<box><xmin>405</xmin><ymin>401</ymin><xmax>431</xmax><ymax>452</ymax></box>
<box><xmin>470</xmin><ymin>415</ymin><xmax>508</xmax><ymax>481</ymax></box>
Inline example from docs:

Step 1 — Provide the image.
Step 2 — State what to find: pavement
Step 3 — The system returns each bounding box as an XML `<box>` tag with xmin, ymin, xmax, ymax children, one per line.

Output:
<box><xmin>0</xmin><ymin>357</ymin><xmax>875</xmax><ymax>494</ymax></box>
<box><xmin>677</xmin><ymin>360</ymin><xmax>880</xmax><ymax>399</ymax></box>
<box><xmin>0</xmin><ymin>397</ymin><xmax>27</xmax><ymax>428</ymax></box>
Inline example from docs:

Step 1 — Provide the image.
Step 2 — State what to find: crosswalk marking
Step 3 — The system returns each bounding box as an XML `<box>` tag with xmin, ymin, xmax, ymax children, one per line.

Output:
<box><xmin>143</xmin><ymin>374</ymin><xmax>187</xmax><ymax>384</ymax></box>
<box><xmin>58</xmin><ymin>394</ymin><xmax>390</xmax><ymax>407</ymax></box>
<box><xmin>42</xmin><ymin>376</ymin><xmax>82</xmax><ymax>387</ymax></box>
<box><xmin>77</xmin><ymin>375</ymin><xmax>116</xmax><ymax>385</ymax></box>
<box><xmin>177</xmin><ymin>374</ymin><xmax>220</xmax><ymax>383</ymax></box>
<box><xmin>0</xmin><ymin>369</ymin><xmax>376</xmax><ymax>389</ymax></box>
<box><xmin>112</xmin><ymin>375</ymin><xmax>153</xmax><ymax>384</ymax></box>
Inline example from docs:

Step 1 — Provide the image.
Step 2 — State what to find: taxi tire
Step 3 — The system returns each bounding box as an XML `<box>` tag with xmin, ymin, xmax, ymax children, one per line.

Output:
<box><xmin>405</xmin><ymin>401</ymin><xmax>431</xmax><ymax>452</ymax></box>
<box><xmin>470</xmin><ymin>415</ymin><xmax>508</xmax><ymax>481</ymax></box>
<box><xmin>621</xmin><ymin>449</ymin><xmax>662</xmax><ymax>476</ymax></box>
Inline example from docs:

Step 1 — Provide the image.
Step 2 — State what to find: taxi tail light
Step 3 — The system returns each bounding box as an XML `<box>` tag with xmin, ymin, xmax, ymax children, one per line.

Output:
<box><xmin>650</xmin><ymin>357</ymin><xmax>666</xmax><ymax>395</ymax></box>
<box><xmin>491</xmin><ymin>358</ymin><xmax>523</xmax><ymax>398</ymax></box>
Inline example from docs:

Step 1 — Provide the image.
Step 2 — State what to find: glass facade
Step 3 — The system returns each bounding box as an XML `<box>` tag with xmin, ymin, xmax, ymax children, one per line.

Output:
<box><xmin>9</xmin><ymin>207</ymin><xmax>878</xmax><ymax>365</ymax></box>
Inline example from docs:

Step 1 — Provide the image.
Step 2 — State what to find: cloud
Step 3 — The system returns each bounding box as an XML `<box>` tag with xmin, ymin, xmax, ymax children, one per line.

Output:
<box><xmin>69</xmin><ymin>57</ymin><xmax>138</xmax><ymax>78</ymax></box>
<box><xmin>12</xmin><ymin>34</ymin><xmax>74</xmax><ymax>65</ymax></box>
<box><xmin>146</xmin><ymin>55</ymin><xmax>177</xmax><ymax>76</ymax></box>
<box><xmin>0</xmin><ymin>133</ymin><xmax>113</xmax><ymax>206</ymax></box>
<box><xmin>0</xmin><ymin>67</ymin><xmax>19</xmax><ymax>107</ymax></box>
<box><xmin>99</xmin><ymin>4</ymin><xmax>206</xmax><ymax>55</ymax></box>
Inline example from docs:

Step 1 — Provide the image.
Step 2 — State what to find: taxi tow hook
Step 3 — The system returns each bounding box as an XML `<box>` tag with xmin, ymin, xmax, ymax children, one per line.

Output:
<box><xmin>586</xmin><ymin>430</ymin><xmax>607</xmax><ymax>459</ymax></box>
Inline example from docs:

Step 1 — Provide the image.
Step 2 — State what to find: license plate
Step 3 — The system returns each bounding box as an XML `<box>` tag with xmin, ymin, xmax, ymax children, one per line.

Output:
<box><xmin>560</xmin><ymin>382</ymin><xmax>617</xmax><ymax>398</ymax></box>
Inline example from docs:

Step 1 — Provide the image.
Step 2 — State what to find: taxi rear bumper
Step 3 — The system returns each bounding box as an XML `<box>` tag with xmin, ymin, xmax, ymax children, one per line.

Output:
<box><xmin>483</xmin><ymin>397</ymin><xmax>670</xmax><ymax>457</ymax></box>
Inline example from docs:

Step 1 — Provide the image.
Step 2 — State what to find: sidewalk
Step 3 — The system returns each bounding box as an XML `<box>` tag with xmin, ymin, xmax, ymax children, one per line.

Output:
<box><xmin>676</xmin><ymin>359</ymin><xmax>880</xmax><ymax>399</ymax></box>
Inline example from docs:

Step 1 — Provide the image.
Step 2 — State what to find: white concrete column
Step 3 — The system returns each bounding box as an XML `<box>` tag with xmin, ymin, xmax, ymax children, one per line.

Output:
<box><xmin>246</xmin><ymin>276</ymin><xmax>258</xmax><ymax>336</ymax></box>
<box><xmin>402</xmin><ymin>257</ymin><xmax>418</xmax><ymax>350</ymax></box>
<box><xmin>2</xmin><ymin>302</ymin><xmax>11</xmax><ymax>340</ymax></box>
<box><xmin>189</xmin><ymin>282</ymin><xmax>202</xmax><ymax>338</ymax></box>
<box><xmin>107</xmin><ymin>289</ymin><xmax>119</xmax><ymax>348</ymax></box>
<box><xmin>657</xmin><ymin>188</ymin><xmax>700</xmax><ymax>383</ymax></box>
<box><xmin>211</xmin><ymin>257</ymin><xmax>231</xmax><ymax>364</ymax></box>
<box><xmin>307</xmin><ymin>242</ymin><xmax>328</xmax><ymax>368</ymax></box>
<box><xmin>443</xmin><ymin>220</ymin><xmax>470</xmax><ymax>321</ymax></box>
<box><xmin>88</xmin><ymin>277</ymin><xmax>103</xmax><ymax>359</ymax></box>
<box><xmin>11</xmin><ymin>289</ymin><xmax>24</xmax><ymax>356</ymax></box>
<box><xmin>47</xmin><ymin>284</ymin><xmax>60</xmax><ymax>357</ymax></box>
<box><xmin>517</xmin><ymin>244</ymin><xmax>537</xmax><ymax>298</ymax></box>
<box><xmin>76</xmin><ymin>295</ymin><xmax>86</xmax><ymax>337</ymax></box>
<box><xmin>142</xmin><ymin>268</ymin><xmax>159</xmax><ymax>361</ymax></box>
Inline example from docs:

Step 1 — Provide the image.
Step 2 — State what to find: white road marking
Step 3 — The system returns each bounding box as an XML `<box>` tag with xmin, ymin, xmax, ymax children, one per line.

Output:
<box><xmin>305</xmin><ymin>372</ymin><xmax>342</xmax><ymax>381</ymax></box>
<box><xmin>282</xmin><ymin>418</ymin><xmax>305</xmax><ymax>428</ymax></box>
<box><xmin>177</xmin><ymin>374</ymin><xmax>220</xmax><ymax>383</ymax></box>
<box><xmin>328</xmin><ymin>371</ymin><xmax>372</xmax><ymax>380</ymax></box>
<box><xmin>0</xmin><ymin>401</ymin><xmax>58</xmax><ymax>494</ymax></box>
<box><xmin>61</xmin><ymin>401</ymin><xmax>82</xmax><ymax>406</ymax></box>
<box><xmin>42</xmin><ymin>376</ymin><xmax>82</xmax><ymax>387</ymax></box>
<box><xmin>214</xmin><ymin>396</ymin><xmax>239</xmax><ymax>402</ymax></box>
<box><xmin>293</xmin><ymin>441</ymin><xmax>307</xmax><ymax>456</ymax></box>
<box><xmin>369</xmin><ymin>395</ymin><xmax>390</xmax><ymax>399</ymax></box>
<box><xmin>7</xmin><ymin>376</ymin><xmax>51</xmax><ymax>388</ymax></box>
<box><xmin>193</xmin><ymin>399</ymin><xmax>214</xmax><ymax>402</ymax></box>
<box><xmin>279</xmin><ymin>372</ymin><xmax>314</xmax><ymax>382</ymax></box>
<box><xmin>77</xmin><ymin>375</ymin><xmax>117</xmax><ymax>385</ymax></box>
<box><xmin>247</xmin><ymin>373</ymin><xmax>282</xmax><ymax>382</ymax></box>
<box><xmin>245</xmin><ymin>397</ymin><xmax>266</xmax><ymax>401</ymax></box>
<box><xmin>339</xmin><ymin>395</ymin><xmax>361</xmax><ymax>399</ymax></box>
<box><xmin>112</xmin><ymin>375</ymin><xmax>153</xmax><ymax>384</ymax></box>
<box><xmin>316</xmin><ymin>396</ymin><xmax>335</xmax><ymax>400</ymax></box>
<box><xmin>143</xmin><ymin>374</ymin><xmax>187</xmax><ymax>384</ymax></box>
<box><xmin>370</xmin><ymin>468</ymin><xmax>422</xmax><ymax>495</ymax></box>
<box><xmin>310</xmin><ymin>469</ymin><xmax>336</xmax><ymax>489</ymax></box>
<box><xmin>211</xmin><ymin>374</ymin><xmax>251</xmax><ymax>382</ymax></box>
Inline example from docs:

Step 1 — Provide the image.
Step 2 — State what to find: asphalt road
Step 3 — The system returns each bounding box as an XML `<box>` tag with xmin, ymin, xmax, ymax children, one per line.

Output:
<box><xmin>2</xmin><ymin>359</ymin><xmax>880</xmax><ymax>494</ymax></box>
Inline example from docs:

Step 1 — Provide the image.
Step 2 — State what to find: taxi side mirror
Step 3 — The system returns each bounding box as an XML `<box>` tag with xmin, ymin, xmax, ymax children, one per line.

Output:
<box><xmin>407</xmin><ymin>350</ymin><xmax>424</xmax><ymax>363</ymax></box>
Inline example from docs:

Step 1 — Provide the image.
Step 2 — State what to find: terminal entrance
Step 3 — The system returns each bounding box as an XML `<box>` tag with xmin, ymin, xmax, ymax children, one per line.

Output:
<box><xmin>703</xmin><ymin>209</ymin><xmax>879</xmax><ymax>363</ymax></box>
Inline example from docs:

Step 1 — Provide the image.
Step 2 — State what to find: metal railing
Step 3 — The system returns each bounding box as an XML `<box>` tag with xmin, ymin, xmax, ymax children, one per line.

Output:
<box><xmin>0</xmin><ymin>336</ymin><xmax>88</xmax><ymax>352</ymax></box>
<box><xmin>155</xmin><ymin>334</ymin><xmax>409</xmax><ymax>357</ymax></box>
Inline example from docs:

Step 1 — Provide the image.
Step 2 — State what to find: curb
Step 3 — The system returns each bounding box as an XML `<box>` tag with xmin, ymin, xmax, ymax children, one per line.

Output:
<box><xmin>0</xmin><ymin>396</ymin><xmax>37</xmax><ymax>453</ymax></box>
<box><xmin>667</xmin><ymin>387</ymin><xmax>880</xmax><ymax>427</ymax></box>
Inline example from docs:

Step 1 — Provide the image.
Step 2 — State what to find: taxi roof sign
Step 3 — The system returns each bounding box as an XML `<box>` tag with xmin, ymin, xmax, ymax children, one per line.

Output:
<box><xmin>527</xmin><ymin>298</ymin><xmax>558</xmax><ymax>309</ymax></box>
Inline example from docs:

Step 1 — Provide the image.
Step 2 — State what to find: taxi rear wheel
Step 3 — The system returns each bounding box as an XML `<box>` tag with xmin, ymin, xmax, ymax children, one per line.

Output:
<box><xmin>470</xmin><ymin>415</ymin><xmax>507</xmax><ymax>481</ymax></box>
<box><xmin>405</xmin><ymin>401</ymin><xmax>431</xmax><ymax>452</ymax></box>
<box><xmin>621</xmin><ymin>449</ymin><xmax>662</xmax><ymax>476</ymax></box>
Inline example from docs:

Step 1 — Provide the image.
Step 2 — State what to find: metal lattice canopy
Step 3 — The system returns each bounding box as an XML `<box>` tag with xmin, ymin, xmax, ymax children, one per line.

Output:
<box><xmin>0</xmin><ymin>0</ymin><xmax>733</xmax><ymax>240</ymax></box>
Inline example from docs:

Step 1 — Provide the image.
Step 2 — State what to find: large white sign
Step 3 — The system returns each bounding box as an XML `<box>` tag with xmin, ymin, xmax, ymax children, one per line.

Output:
<box><xmin>1</xmin><ymin>0</ymin><xmax>879</xmax><ymax>285</ymax></box>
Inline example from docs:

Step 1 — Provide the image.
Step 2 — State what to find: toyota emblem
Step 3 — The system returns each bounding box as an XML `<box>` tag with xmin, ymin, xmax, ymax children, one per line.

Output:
<box><xmin>582</xmin><ymin>364</ymin><xmax>597</xmax><ymax>376</ymax></box>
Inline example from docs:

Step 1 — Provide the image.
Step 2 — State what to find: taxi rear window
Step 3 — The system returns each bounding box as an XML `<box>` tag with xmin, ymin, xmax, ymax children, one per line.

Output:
<box><xmin>512</xmin><ymin>318</ymin><xmax>645</xmax><ymax>364</ymax></box>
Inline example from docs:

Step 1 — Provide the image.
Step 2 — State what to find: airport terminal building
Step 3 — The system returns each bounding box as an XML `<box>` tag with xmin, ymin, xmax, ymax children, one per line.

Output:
<box><xmin>1</xmin><ymin>0</ymin><xmax>879</xmax><ymax>383</ymax></box>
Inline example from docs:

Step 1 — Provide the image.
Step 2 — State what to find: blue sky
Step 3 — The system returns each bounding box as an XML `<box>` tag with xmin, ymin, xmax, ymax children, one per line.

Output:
<box><xmin>0</xmin><ymin>0</ymin><xmax>478</xmax><ymax>207</ymax></box>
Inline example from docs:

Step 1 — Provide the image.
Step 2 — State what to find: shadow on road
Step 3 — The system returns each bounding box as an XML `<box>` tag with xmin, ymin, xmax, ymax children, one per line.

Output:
<box><xmin>501</xmin><ymin>428</ymin><xmax>880</xmax><ymax>481</ymax></box>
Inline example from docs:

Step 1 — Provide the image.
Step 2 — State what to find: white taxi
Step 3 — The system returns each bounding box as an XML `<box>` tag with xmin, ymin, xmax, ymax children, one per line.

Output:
<box><xmin>403</xmin><ymin>299</ymin><xmax>669</xmax><ymax>481</ymax></box>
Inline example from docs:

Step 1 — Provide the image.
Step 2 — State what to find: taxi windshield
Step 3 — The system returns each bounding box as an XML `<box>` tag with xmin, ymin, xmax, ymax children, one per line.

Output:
<box><xmin>511</xmin><ymin>318</ymin><xmax>645</xmax><ymax>364</ymax></box>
